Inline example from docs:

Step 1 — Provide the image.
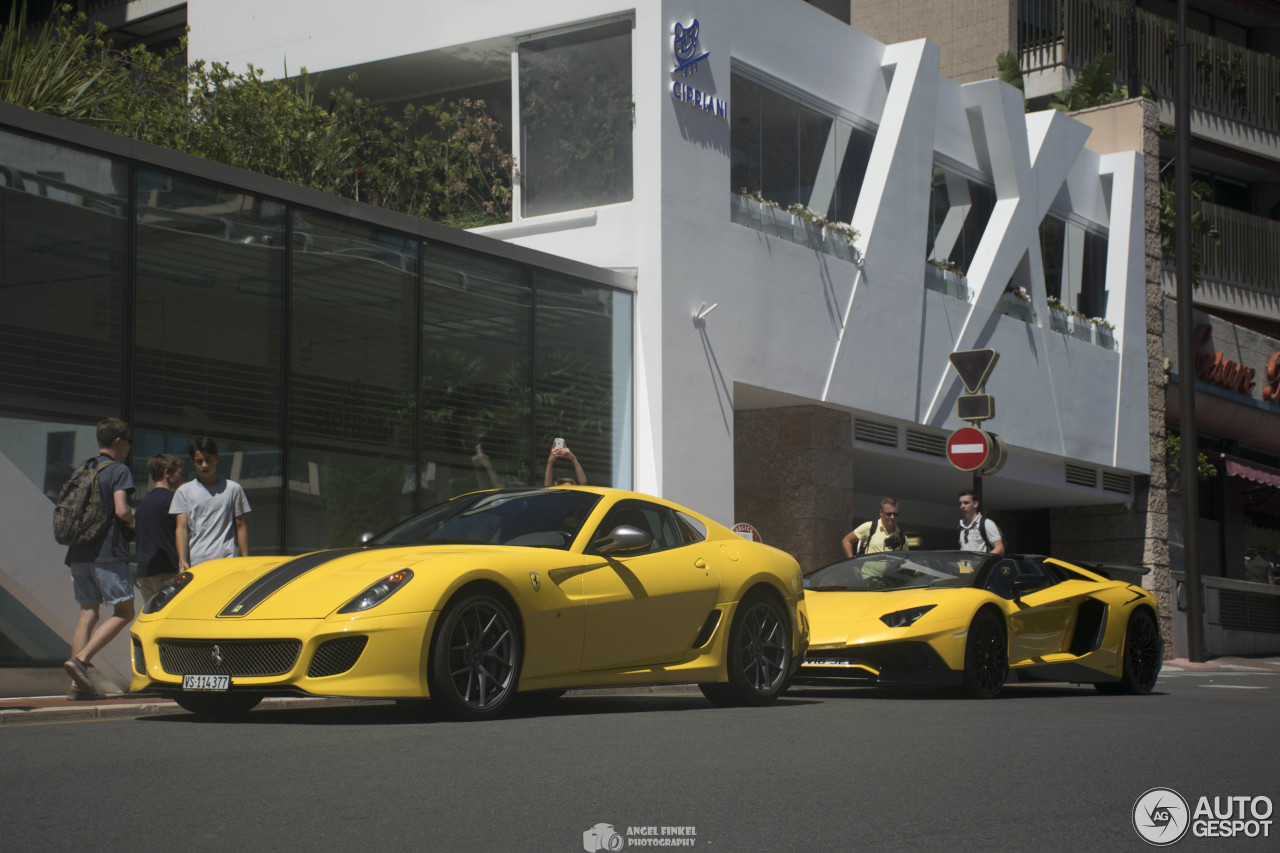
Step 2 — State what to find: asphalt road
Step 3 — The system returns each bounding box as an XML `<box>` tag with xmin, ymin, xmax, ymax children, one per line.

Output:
<box><xmin>4</xmin><ymin>670</ymin><xmax>1278</xmax><ymax>853</ymax></box>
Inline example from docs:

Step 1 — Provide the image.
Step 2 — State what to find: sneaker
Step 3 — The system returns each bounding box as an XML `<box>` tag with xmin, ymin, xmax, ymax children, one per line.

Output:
<box><xmin>63</xmin><ymin>658</ymin><xmax>94</xmax><ymax>694</ymax></box>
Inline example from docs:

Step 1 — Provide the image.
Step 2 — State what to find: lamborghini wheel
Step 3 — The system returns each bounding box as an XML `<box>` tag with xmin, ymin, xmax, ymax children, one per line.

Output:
<box><xmin>962</xmin><ymin>608</ymin><xmax>1008</xmax><ymax>699</ymax></box>
<box><xmin>430</xmin><ymin>590</ymin><xmax>522</xmax><ymax>721</ymax></box>
<box><xmin>173</xmin><ymin>692</ymin><xmax>262</xmax><ymax>717</ymax></box>
<box><xmin>1096</xmin><ymin>608</ymin><xmax>1162</xmax><ymax>695</ymax></box>
<box><xmin>700</xmin><ymin>590</ymin><xmax>790</xmax><ymax>707</ymax></box>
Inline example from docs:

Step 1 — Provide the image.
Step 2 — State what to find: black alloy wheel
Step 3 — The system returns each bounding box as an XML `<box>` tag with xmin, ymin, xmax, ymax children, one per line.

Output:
<box><xmin>700</xmin><ymin>590</ymin><xmax>790</xmax><ymax>706</ymax></box>
<box><xmin>962</xmin><ymin>608</ymin><xmax>1008</xmax><ymax>699</ymax></box>
<box><xmin>430</xmin><ymin>591</ymin><xmax>522</xmax><ymax>721</ymax></box>
<box><xmin>1096</xmin><ymin>608</ymin><xmax>1162</xmax><ymax>695</ymax></box>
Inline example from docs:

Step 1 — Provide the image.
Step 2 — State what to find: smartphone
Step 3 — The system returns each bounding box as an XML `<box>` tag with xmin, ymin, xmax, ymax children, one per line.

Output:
<box><xmin>553</xmin><ymin>437</ymin><xmax>565</xmax><ymax>450</ymax></box>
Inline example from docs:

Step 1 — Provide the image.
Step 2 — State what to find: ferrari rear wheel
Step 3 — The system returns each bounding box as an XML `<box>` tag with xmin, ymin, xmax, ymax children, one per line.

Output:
<box><xmin>962</xmin><ymin>609</ymin><xmax>1008</xmax><ymax>699</ymax></box>
<box><xmin>700</xmin><ymin>590</ymin><xmax>790</xmax><ymax>707</ymax></box>
<box><xmin>173</xmin><ymin>692</ymin><xmax>263</xmax><ymax>717</ymax></box>
<box><xmin>1096</xmin><ymin>608</ymin><xmax>1161</xmax><ymax>695</ymax></box>
<box><xmin>430</xmin><ymin>591</ymin><xmax>522</xmax><ymax>721</ymax></box>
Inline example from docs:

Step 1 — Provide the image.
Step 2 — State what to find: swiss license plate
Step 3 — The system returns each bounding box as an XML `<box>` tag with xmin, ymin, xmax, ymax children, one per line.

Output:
<box><xmin>182</xmin><ymin>674</ymin><xmax>230</xmax><ymax>691</ymax></box>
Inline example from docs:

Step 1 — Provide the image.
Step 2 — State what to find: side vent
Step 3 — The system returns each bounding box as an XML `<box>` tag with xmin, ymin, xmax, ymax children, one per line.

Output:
<box><xmin>904</xmin><ymin>428</ymin><xmax>946</xmax><ymax>457</ymax></box>
<box><xmin>854</xmin><ymin>417</ymin><xmax>898</xmax><ymax>448</ymax></box>
<box><xmin>692</xmin><ymin>610</ymin><xmax>722</xmax><ymax>648</ymax></box>
<box><xmin>1102</xmin><ymin>472</ymin><xmax>1133</xmax><ymax>495</ymax></box>
<box><xmin>1065</xmin><ymin>463</ymin><xmax>1098</xmax><ymax>488</ymax></box>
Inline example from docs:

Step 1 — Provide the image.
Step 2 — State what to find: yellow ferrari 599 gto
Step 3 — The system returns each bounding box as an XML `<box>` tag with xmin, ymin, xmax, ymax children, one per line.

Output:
<box><xmin>131</xmin><ymin>487</ymin><xmax>808</xmax><ymax>720</ymax></box>
<box><xmin>796</xmin><ymin>550</ymin><xmax>1161</xmax><ymax>698</ymax></box>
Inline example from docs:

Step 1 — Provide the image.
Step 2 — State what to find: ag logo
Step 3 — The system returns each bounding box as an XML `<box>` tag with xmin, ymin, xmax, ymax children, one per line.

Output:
<box><xmin>1133</xmin><ymin>787</ymin><xmax>1190</xmax><ymax>846</ymax></box>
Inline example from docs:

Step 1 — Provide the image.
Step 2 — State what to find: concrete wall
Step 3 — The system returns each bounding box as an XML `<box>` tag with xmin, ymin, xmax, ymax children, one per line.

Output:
<box><xmin>846</xmin><ymin>0</ymin><xmax>1013</xmax><ymax>84</ymax></box>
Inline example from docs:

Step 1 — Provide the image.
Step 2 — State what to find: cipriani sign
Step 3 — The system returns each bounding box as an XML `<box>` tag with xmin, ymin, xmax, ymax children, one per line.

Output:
<box><xmin>670</xmin><ymin>19</ymin><xmax>727</xmax><ymax>120</ymax></box>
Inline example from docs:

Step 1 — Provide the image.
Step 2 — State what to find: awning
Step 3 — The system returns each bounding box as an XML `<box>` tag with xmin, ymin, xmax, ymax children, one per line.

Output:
<box><xmin>1224</xmin><ymin>455</ymin><xmax>1280</xmax><ymax>488</ymax></box>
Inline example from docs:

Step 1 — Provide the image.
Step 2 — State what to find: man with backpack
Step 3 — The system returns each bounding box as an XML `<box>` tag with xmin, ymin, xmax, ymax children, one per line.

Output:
<box><xmin>958</xmin><ymin>488</ymin><xmax>1004</xmax><ymax>554</ymax></box>
<box><xmin>841</xmin><ymin>497</ymin><xmax>909</xmax><ymax>557</ymax></box>
<box><xmin>58</xmin><ymin>418</ymin><xmax>136</xmax><ymax>698</ymax></box>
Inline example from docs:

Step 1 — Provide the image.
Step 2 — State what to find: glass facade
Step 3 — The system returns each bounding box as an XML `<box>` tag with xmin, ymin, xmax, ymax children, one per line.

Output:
<box><xmin>926</xmin><ymin>164</ymin><xmax>996</xmax><ymax>276</ymax></box>
<box><xmin>1040</xmin><ymin>214</ymin><xmax>1109</xmax><ymax>317</ymax></box>
<box><xmin>0</xmin><ymin>122</ymin><xmax>632</xmax><ymax>663</ymax></box>
<box><xmin>519</xmin><ymin>20</ymin><xmax>634</xmax><ymax>217</ymax></box>
<box><xmin>729</xmin><ymin>73</ymin><xmax>874</xmax><ymax>223</ymax></box>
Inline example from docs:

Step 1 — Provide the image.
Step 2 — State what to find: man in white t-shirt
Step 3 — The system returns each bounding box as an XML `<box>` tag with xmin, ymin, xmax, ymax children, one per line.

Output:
<box><xmin>171</xmin><ymin>436</ymin><xmax>251</xmax><ymax>568</ymax></box>
<box><xmin>958</xmin><ymin>488</ymin><xmax>1004</xmax><ymax>554</ymax></box>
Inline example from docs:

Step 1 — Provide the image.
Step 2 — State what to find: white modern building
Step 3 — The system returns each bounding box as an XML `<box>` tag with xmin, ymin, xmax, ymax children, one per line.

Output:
<box><xmin>187</xmin><ymin>0</ymin><xmax>1154</xmax><ymax>563</ymax></box>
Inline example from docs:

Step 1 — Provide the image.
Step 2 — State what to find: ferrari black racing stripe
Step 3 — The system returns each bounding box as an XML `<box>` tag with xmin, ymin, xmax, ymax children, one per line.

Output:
<box><xmin>218</xmin><ymin>548</ymin><xmax>366</xmax><ymax>617</ymax></box>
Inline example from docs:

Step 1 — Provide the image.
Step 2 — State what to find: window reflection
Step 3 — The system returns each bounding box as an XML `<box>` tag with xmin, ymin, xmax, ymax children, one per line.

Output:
<box><xmin>519</xmin><ymin>20</ymin><xmax>634</xmax><ymax>216</ymax></box>
<box><xmin>927</xmin><ymin>165</ymin><xmax>996</xmax><ymax>276</ymax></box>
<box><xmin>0</xmin><ymin>131</ymin><xmax>127</xmax><ymax>419</ymax></box>
<box><xmin>1040</xmin><ymin>215</ymin><xmax>1108</xmax><ymax>318</ymax></box>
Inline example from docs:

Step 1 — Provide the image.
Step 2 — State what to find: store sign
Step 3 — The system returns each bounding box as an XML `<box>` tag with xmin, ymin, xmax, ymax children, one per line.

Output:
<box><xmin>670</xmin><ymin>20</ymin><xmax>727</xmax><ymax>120</ymax></box>
<box><xmin>1191</xmin><ymin>324</ymin><xmax>1280</xmax><ymax>398</ymax></box>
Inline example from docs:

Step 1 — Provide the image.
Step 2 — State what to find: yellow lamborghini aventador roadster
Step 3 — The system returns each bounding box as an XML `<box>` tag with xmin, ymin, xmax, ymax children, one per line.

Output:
<box><xmin>131</xmin><ymin>487</ymin><xmax>808</xmax><ymax>720</ymax></box>
<box><xmin>796</xmin><ymin>550</ymin><xmax>1161</xmax><ymax>698</ymax></box>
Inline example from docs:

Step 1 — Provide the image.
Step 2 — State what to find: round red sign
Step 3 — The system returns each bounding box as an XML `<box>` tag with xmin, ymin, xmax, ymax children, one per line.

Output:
<box><xmin>947</xmin><ymin>427</ymin><xmax>990</xmax><ymax>472</ymax></box>
<box><xmin>732</xmin><ymin>522</ymin><xmax>761</xmax><ymax>542</ymax></box>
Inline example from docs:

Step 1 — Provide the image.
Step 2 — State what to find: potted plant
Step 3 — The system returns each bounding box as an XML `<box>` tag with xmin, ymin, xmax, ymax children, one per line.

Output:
<box><xmin>1092</xmin><ymin>316</ymin><xmax>1116</xmax><ymax>349</ymax></box>
<box><xmin>997</xmin><ymin>283</ymin><xmax>1034</xmax><ymax>322</ymax></box>
<box><xmin>1070</xmin><ymin>311</ymin><xmax>1093</xmax><ymax>342</ymax></box>
<box><xmin>1046</xmin><ymin>294</ymin><xmax>1070</xmax><ymax>333</ymax></box>
<box><xmin>926</xmin><ymin>258</ymin><xmax>967</xmax><ymax>300</ymax></box>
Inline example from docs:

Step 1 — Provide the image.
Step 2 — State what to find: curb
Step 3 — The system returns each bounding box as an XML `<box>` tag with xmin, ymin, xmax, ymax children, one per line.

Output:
<box><xmin>0</xmin><ymin>685</ymin><xmax>705</xmax><ymax>724</ymax></box>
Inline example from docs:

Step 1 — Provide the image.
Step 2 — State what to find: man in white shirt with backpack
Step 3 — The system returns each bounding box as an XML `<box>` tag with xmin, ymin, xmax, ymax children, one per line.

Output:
<box><xmin>958</xmin><ymin>488</ymin><xmax>1004</xmax><ymax>554</ymax></box>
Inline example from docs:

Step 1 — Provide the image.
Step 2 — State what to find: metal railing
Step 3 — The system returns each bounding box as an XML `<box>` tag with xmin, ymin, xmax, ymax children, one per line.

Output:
<box><xmin>1195</xmin><ymin>199</ymin><xmax>1280</xmax><ymax>297</ymax></box>
<box><xmin>1019</xmin><ymin>0</ymin><xmax>1280</xmax><ymax>134</ymax></box>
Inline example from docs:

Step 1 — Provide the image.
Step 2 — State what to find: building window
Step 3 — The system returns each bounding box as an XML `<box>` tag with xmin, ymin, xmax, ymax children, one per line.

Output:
<box><xmin>927</xmin><ymin>164</ymin><xmax>996</xmax><ymax>276</ymax></box>
<box><xmin>729</xmin><ymin>72</ymin><xmax>873</xmax><ymax>223</ymax></box>
<box><xmin>1040</xmin><ymin>215</ymin><xmax>1109</xmax><ymax>318</ymax></box>
<box><xmin>519</xmin><ymin>20</ymin><xmax>634</xmax><ymax>217</ymax></box>
<box><xmin>0</xmin><ymin>131</ymin><xmax>127</xmax><ymax>421</ymax></box>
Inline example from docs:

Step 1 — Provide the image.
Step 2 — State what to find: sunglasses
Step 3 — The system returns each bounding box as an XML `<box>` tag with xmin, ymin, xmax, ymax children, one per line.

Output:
<box><xmin>881</xmin><ymin>511</ymin><xmax>899</xmax><ymax>517</ymax></box>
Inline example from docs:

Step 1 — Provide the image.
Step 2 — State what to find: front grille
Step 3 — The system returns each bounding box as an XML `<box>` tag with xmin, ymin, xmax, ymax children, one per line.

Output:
<box><xmin>308</xmin><ymin>636</ymin><xmax>368</xmax><ymax>678</ymax></box>
<box><xmin>132</xmin><ymin>638</ymin><xmax>146</xmax><ymax>675</ymax></box>
<box><xmin>159</xmin><ymin>640</ymin><xmax>301</xmax><ymax>676</ymax></box>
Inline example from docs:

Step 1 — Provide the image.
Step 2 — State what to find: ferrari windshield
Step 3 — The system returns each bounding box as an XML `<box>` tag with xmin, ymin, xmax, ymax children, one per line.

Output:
<box><xmin>371</xmin><ymin>488</ymin><xmax>602</xmax><ymax>550</ymax></box>
<box><xmin>804</xmin><ymin>551</ymin><xmax>994</xmax><ymax>591</ymax></box>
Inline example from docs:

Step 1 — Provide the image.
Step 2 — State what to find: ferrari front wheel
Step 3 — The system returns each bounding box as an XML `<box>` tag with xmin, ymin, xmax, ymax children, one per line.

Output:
<box><xmin>962</xmin><ymin>608</ymin><xmax>1008</xmax><ymax>699</ymax></box>
<box><xmin>700</xmin><ymin>591</ymin><xmax>790</xmax><ymax>707</ymax></box>
<box><xmin>1096</xmin><ymin>608</ymin><xmax>1161</xmax><ymax>695</ymax></box>
<box><xmin>430</xmin><ymin>591</ymin><xmax>522</xmax><ymax>721</ymax></box>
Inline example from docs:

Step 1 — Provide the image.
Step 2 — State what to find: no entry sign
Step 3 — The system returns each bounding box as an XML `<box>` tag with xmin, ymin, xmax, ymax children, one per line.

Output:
<box><xmin>947</xmin><ymin>427</ymin><xmax>991</xmax><ymax>471</ymax></box>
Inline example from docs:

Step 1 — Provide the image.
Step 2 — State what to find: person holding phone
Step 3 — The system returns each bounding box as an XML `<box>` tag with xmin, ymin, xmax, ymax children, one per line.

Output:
<box><xmin>544</xmin><ymin>438</ymin><xmax>587</xmax><ymax>486</ymax></box>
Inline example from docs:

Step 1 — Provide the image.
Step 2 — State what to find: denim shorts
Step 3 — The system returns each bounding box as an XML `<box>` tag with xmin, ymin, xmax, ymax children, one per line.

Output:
<box><xmin>70</xmin><ymin>562</ymin><xmax>135</xmax><ymax>606</ymax></box>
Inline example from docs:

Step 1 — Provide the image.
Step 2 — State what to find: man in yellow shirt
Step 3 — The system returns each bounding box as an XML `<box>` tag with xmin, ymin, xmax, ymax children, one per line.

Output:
<box><xmin>842</xmin><ymin>497</ymin><xmax>908</xmax><ymax>557</ymax></box>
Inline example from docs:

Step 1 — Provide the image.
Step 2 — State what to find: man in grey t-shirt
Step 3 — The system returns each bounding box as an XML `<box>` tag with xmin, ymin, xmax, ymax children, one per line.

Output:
<box><xmin>171</xmin><ymin>436</ymin><xmax>251</xmax><ymax>568</ymax></box>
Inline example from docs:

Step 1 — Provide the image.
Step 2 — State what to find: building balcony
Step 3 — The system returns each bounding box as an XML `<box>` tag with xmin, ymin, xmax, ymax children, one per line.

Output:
<box><xmin>1162</xmin><ymin>199</ymin><xmax>1280</xmax><ymax>323</ymax></box>
<box><xmin>1019</xmin><ymin>0</ymin><xmax>1280</xmax><ymax>148</ymax></box>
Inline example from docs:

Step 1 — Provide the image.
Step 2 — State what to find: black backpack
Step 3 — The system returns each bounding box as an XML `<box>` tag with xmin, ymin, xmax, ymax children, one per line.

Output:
<box><xmin>53</xmin><ymin>457</ymin><xmax>122</xmax><ymax>546</ymax></box>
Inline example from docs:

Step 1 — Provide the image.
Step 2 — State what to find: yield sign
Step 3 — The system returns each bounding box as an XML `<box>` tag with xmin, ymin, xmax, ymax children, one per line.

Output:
<box><xmin>949</xmin><ymin>349</ymin><xmax>999</xmax><ymax>393</ymax></box>
<box><xmin>947</xmin><ymin>427</ymin><xmax>990</xmax><ymax>472</ymax></box>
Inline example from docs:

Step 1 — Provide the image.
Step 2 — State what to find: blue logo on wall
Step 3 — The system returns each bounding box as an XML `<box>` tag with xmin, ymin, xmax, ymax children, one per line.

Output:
<box><xmin>670</xmin><ymin>19</ymin><xmax>726</xmax><ymax>120</ymax></box>
<box><xmin>672</xmin><ymin>20</ymin><xmax>709</xmax><ymax>76</ymax></box>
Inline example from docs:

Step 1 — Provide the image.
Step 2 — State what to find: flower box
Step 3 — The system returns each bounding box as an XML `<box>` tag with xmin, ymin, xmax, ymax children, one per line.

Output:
<box><xmin>1049</xmin><ymin>307</ymin><xmax>1070</xmax><ymax>333</ymax></box>
<box><xmin>925</xmin><ymin>264</ymin><xmax>968</xmax><ymax>301</ymax></box>
<box><xmin>1095</xmin><ymin>325</ymin><xmax>1115</xmax><ymax>350</ymax></box>
<box><xmin>995</xmin><ymin>292</ymin><xmax>1034</xmax><ymax>323</ymax></box>
<box><xmin>1070</xmin><ymin>314</ymin><xmax>1093</xmax><ymax>342</ymax></box>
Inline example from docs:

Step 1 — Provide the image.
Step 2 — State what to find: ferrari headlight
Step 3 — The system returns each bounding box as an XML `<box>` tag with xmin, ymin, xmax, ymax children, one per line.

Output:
<box><xmin>880</xmin><ymin>604</ymin><xmax>936</xmax><ymax>628</ymax></box>
<box><xmin>143</xmin><ymin>571</ymin><xmax>195</xmax><ymax>614</ymax></box>
<box><xmin>337</xmin><ymin>569</ymin><xmax>413</xmax><ymax>613</ymax></box>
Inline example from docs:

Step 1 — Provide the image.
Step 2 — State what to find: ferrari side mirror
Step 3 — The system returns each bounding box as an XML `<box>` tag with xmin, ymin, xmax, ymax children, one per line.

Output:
<box><xmin>595</xmin><ymin>525</ymin><xmax>651</xmax><ymax>555</ymax></box>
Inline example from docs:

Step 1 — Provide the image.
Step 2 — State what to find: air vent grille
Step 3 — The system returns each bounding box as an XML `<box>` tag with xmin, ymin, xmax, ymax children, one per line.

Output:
<box><xmin>904</xmin><ymin>429</ymin><xmax>946</xmax><ymax>457</ymax></box>
<box><xmin>1065</xmin><ymin>463</ymin><xmax>1098</xmax><ymax>488</ymax></box>
<box><xmin>854</xmin><ymin>417</ymin><xmax>897</xmax><ymax>447</ymax></box>
<box><xmin>1102</xmin><ymin>472</ymin><xmax>1132</xmax><ymax>495</ymax></box>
